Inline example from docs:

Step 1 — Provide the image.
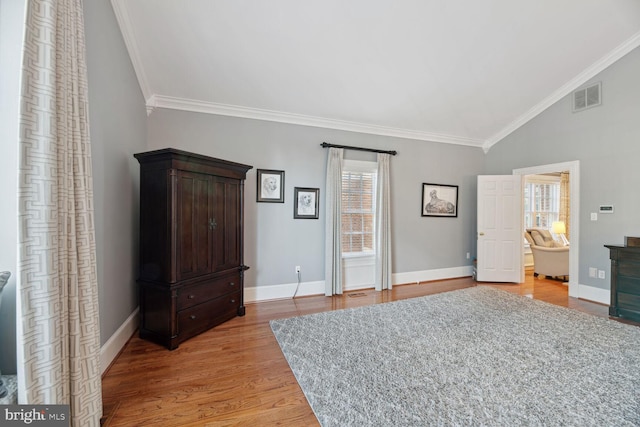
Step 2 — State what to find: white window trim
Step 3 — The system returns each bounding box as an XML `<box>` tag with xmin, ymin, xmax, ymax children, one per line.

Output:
<box><xmin>343</xmin><ymin>159</ymin><xmax>377</xmax><ymax>174</ymax></box>
<box><xmin>341</xmin><ymin>159</ymin><xmax>377</xmax><ymax>289</ymax></box>
<box><xmin>525</xmin><ymin>175</ymin><xmax>560</xmax><ymax>184</ymax></box>
<box><xmin>342</xmin><ymin>251</ymin><xmax>375</xmax><ymax>260</ymax></box>
<box><xmin>524</xmin><ymin>174</ymin><xmax>561</xmax><ymax>230</ymax></box>
<box><xmin>342</xmin><ymin>159</ymin><xmax>377</xmax><ymax>258</ymax></box>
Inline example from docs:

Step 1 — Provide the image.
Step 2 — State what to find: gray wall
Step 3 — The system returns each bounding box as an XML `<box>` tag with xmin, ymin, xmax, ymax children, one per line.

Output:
<box><xmin>84</xmin><ymin>0</ymin><xmax>147</xmax><ymax>345</ymax></box>
<box><xmin>147</xmin><ymin>110</ymin><xmax>485</xmax><ymax>289</ymax></box>
<box><xmin>485</xmin><ymin>46</ymin><xmax>640</xmax><ymax>290</ymax></box>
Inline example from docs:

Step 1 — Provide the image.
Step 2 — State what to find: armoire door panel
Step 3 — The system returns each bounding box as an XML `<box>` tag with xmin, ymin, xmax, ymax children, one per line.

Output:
<box><xmin>212</xmin><ymin>179</ymin><xmax>225</xmax><ymax>271</ymax></box>
<box><xmin>225</xmin><ymin>181</ymin><xmax>241</xmax><ymax>268</ymax></box>
<box><xmin>177</xmin><ymin>171</ymin><xmax>213</xmax><ymax>280</ymax></box>
<box><xmin>212</xmin><ymin>178</ymin><xmax>241</xmax><ymax>271</ymax></box>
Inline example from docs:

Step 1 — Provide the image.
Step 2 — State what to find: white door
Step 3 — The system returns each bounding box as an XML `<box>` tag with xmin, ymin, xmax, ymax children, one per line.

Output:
<box><xmin>477</xmin><ymin>175</ymin><xmax>523</xmax><ymax>283</ymax></box>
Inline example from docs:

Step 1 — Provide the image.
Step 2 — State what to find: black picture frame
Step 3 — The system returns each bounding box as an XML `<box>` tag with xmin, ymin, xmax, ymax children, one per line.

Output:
<box><xmin>257</xmin><ymin>169</ymin><xmax>285</xmax><ymax>203</ymax></box>
<box><xmin>422</xmin><ymin>183</ymin><xmax>458</xmax><ymax>217</ymax></box>
<box><xmin>294</xmin><ymin>187</ymin><xmax>319</xmax><ymax>219</ymax></box>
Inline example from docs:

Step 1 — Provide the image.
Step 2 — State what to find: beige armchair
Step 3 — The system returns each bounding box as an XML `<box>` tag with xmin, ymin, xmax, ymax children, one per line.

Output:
<box><xmin>524</xmin><ymin>229</ymin><xmax>569</xmax><ymax>279</ymax></box>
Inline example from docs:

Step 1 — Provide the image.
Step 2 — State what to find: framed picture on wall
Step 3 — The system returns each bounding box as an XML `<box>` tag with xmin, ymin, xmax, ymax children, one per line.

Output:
<box><xmin>257</xmin><ymin>169</ymin><xmax>285</xmax><ymax>203</ymax></box>
<box><xmin>422</xmin><ymin>183</ymin><xmax>458</xmax><ymax>217</ymax></box>
<box><xmin>294</xmin><ymin>187</ymin><xmax>319</xmax><ymax>219</ymax></box>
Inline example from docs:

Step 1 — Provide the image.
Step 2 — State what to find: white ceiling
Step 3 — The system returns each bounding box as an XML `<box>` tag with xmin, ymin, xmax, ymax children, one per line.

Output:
<box><xmin>111</xmin><ymin>0</ymin><xmax>640</xmax><ymax>151</ymax></box>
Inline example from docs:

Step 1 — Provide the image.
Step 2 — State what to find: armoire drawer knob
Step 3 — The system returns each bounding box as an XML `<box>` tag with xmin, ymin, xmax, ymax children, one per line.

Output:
<box><xmin>188</xmin><ymin>294</ymin><xmax>195</xmax><ymax>299</ymax></box>
<box><xmin>190</xmin><ymin>315</ymin><xmax>196</xmax><ymax>320</ymax></box>
<box><xmin>230</xmin><ymin>299</ymin><xmax>236</xmax><ymax>303</ymax></box>
<box><xmin>229</xmin><ymin>282</ymin><xmax>235</xmax><ymax>287</ymax></box>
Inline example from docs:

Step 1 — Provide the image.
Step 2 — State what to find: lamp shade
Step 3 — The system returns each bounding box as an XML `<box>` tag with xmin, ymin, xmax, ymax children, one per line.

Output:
<box><xmin>552</xmin><ymin>221</ymin><xmax>566</xmax><ymax>235</ymax></box>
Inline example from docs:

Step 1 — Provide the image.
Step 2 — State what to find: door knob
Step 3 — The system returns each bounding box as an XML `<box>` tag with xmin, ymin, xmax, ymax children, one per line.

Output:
<box><xmin>209</xmin><ymin>218</ymin><xmax>217</xmax><ymax>230</ymax></box>
<box><xmin>479</xmin><ymin>232</ymin><xmax>485</xmax><ymax>236</ymax></box>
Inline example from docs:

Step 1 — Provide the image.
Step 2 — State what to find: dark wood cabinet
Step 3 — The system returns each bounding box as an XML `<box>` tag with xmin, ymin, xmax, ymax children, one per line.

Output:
<box><xmin>605</xmin><ymin>244</ymin><xmax>640</xmax><ymax>323</ymax></box>
<box><xmin>134</xmin><ymin>148</ymin><xmax>252</xmax><ymax>349</ymax></box>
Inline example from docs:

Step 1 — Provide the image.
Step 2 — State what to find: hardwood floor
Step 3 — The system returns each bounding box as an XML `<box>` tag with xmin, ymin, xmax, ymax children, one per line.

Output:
<box><xmin>101</xmin><ymin>272</ymin><xmax>628</xmax><ymax>426</ymax></box>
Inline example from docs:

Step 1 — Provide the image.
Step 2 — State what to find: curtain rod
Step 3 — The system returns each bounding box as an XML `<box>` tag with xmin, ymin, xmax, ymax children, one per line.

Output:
<box><xmin>321</xmin><ymin>142</ymin><xmax>397</xmax><ymax>156</ymax></box>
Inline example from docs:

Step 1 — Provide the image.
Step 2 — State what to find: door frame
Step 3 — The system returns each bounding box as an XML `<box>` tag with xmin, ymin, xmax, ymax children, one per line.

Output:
<box><xmin>513</xmin><ymin>161</ymin><xmax>580</xmax><ymax>298</ymax></box>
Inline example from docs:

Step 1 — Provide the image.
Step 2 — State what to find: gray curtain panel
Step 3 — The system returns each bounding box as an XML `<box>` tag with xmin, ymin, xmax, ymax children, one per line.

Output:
<box><xmin>324</xmin><ymin>148</ymin><xmax>344</xmax><ymax>296</ymax></box>
<box><xmin>375</xmin><ymin>153</ymin><xmax>392</xmax><ymax>291</ymax></box>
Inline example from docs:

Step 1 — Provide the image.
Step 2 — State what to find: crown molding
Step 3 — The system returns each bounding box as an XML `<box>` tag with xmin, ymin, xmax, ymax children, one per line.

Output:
<box><xmin>110</xmin><ymin>0</ymin><xmax>152</xmax><ymax>100</ymax></box>
<box><xmin>483</xmin><ymin>30</ymin><xmax>640</xmax><ymax>153</ymax></box>
<box><xmin>146</xmin><ymin>94</ymin><xmax>485</xmax><ymax>148</ymax></box>
<box><xmin>112</xmin><ymin>1</ymin><xmax>638</xmax><ymax>152</ymax></box>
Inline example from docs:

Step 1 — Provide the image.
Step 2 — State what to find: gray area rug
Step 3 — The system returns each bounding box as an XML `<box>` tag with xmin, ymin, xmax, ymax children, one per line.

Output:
<box><xmin>270</xmin><ymin>286</ymin><xmax>640</xmax><ymax>426</ymax></box>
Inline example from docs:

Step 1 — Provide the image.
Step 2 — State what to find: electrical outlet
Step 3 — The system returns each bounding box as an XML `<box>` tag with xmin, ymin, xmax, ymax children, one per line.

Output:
<box><xmin>589</xmin><ymin>267</ymin><xmax>597</xmax><ymax>278</ymax></box>
<box><xmin>295</xmin><ymin>266</ymin><xmax>301</xmax><ymax>274</ymax></box>
<box><xmin>466</xmin><ymin>252</ymin><xmax>470</xmax><ymax>259</ymax></box>
<box><xmin>598</xmin><ymin>270</ymin><xmax>605</xmax><ymax>279</ymax></box>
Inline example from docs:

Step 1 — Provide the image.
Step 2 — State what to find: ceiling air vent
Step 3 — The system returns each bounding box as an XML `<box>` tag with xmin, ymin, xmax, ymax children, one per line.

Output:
<box><xmin>573</xmin><ymin>82</ymin><xmax>601</xmax><ymax>112</ymax></box>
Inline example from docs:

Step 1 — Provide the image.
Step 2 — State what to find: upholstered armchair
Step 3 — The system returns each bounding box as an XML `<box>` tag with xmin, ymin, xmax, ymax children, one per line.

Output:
<box><xmin>524</xmin><ymin>229</ymin><xmax>569</xmax><ymax>279</ymax></box>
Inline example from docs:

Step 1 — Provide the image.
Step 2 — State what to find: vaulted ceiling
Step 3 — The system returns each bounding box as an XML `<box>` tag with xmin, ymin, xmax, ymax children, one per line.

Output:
<box><xmin>111</xmin><ymin>0</ymin><xmax>640</xmax><ymax>151</ymax></box>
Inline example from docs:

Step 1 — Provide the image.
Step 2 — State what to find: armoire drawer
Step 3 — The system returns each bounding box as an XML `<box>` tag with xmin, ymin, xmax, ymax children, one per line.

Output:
<box><xmin>177</xmin><ymin>273</ymin><xmax>241</xmax><ymax>310</ymax></box>
<box><xmin>178</xmin><ymin>291</ymin><xmax>241</xmax><ymax>338</ymax></box>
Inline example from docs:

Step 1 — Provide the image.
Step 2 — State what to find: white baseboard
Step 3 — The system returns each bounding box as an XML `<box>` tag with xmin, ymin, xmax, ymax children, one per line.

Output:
<box><xmin>244</xmin><ymin>266</ymin><xmax>474</xmax><ymax>303</ymax></box>
<box><xmin>577</xmin><ymin>283</ymin><xmax>610</xmax><ymax>305</ymax></box>
<box><xmin>100</xmin><ymin>308</ymin><xmax>138</xmax><ymax>375</ymax></box>
<box><xmin>261</xmin><ymin>272</ymin><xmax>606</xmax><ymax>307</ymax></box>
<box><xmin>392</xmin><ymin>266</ymin><xmax>473</xmax><ymax>285</ymax></box>
<box><xmin>244</xmin><ymin>280</ymin><xmax>326</xmax><ymax>302</ymax></box>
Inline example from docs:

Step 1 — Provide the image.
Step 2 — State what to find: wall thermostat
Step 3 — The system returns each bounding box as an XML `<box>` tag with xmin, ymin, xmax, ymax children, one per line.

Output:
<box><xmin>599</xmin><ymin>205</ymin><xmax>614</xmax><ymax>214</ymax></box>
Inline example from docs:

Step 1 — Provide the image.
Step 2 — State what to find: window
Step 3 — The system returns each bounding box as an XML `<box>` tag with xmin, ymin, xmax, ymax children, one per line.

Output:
<box><xmin>524</xmin><ymin>176</ymin><xmax>560</xmax><ymax>229</ymax></box>
<box><xmin>341</xmin><ymin>160</ymin><xmax>377</xmax><ymax>255</ymax></box>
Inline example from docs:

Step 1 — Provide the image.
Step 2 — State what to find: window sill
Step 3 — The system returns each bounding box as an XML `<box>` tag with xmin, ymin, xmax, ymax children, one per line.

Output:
<box><xmin>342</xmin><ymin>252</ymin><xmax>375</xmax><ymax>259</ymax></box>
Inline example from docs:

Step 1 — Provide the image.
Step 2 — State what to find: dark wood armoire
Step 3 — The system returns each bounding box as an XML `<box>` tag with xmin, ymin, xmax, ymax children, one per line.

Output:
<box><xmin>134</xmin><ymin>148</ymin><xmax>252</xmax><ymax>349</ymax></box>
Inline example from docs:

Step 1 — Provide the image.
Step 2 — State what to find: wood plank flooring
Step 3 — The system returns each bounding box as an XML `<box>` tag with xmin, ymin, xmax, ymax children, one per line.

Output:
<box><xmin>101</xmin><ymin>272</ymin><xmax>629</xmax><ymax>426</ymax></box>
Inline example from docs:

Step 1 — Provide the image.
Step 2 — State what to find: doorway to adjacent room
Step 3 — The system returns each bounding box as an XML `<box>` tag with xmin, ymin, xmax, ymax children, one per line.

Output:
<box><xmin>514</xmin><ymin>161</ymin><xmax>580</xmax><ymax>298</ymax></box>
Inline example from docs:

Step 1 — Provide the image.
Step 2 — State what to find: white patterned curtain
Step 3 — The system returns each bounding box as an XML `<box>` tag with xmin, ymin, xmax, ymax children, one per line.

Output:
<box><xmin>18</xmin><ymin>0</ymin><xmax>102</xmax><ymax>425</ymax></box>
<box><xmin>325</xmin><ymin>148</ymin><xmax>344</xmax><ymax>296</ymax></box>
<box><xmin>375</xmin><ymin>153</ymin><xmax>392</xmax><ymax>291</ymax></box>
<box><xmin>559</xmin><ymin>172</ymin><xmax>570</xmax><ymax>240</ymax></box>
